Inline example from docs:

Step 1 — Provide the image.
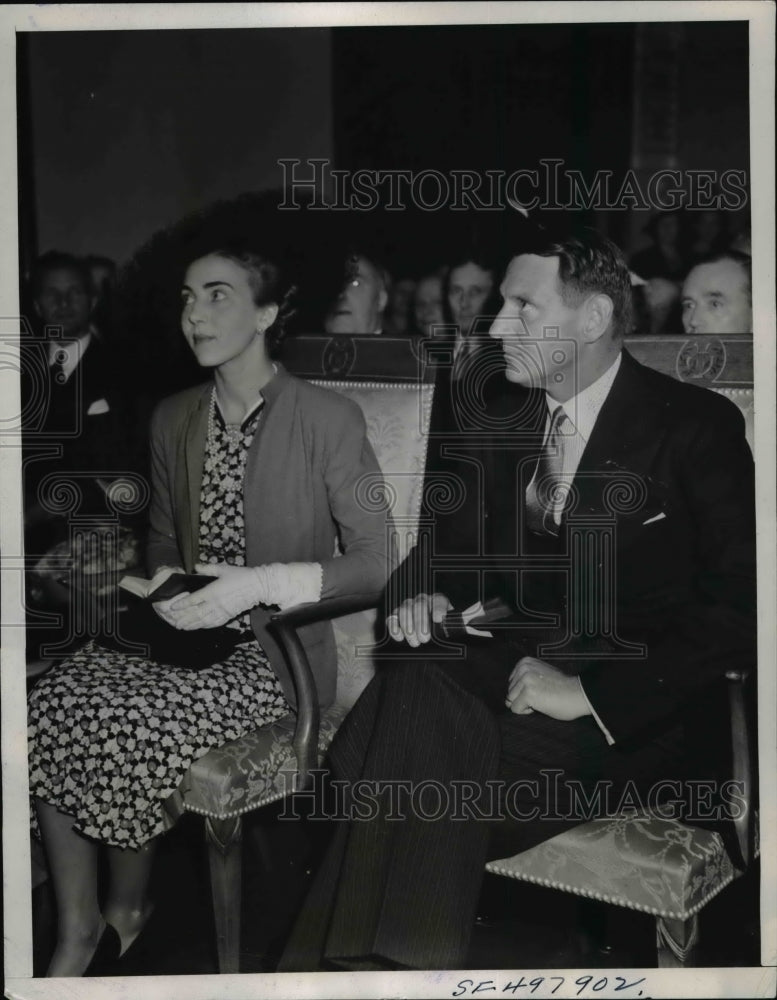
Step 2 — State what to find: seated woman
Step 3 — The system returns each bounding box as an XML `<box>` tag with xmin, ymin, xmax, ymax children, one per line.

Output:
<box><xmin>27</xmin><ymin>235</ymin><xmax>393</xmax><ymax>977</ymax></box>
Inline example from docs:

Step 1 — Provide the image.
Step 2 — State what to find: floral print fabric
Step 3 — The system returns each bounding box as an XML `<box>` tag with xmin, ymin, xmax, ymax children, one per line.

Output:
<box><xmin>28</xmin><ymin>394</ymin><xmax>288</xmax><ymax>848</ymax></box>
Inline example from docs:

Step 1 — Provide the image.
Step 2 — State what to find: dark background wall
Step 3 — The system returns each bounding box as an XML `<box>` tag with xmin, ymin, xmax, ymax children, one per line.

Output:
<box><xmin>331</xmin><ymin>22</ymin><xmax>638</xmax><ymax>272</ymax></box>
<box><xmin>20</xmin><ymin>21</ymin><xmax>749</xmax><ymax>274</ymax></box>
<box><xmin>23</xmin><ymin>29</ymin><xmax>334</xmax><ymax>267</ymax></box>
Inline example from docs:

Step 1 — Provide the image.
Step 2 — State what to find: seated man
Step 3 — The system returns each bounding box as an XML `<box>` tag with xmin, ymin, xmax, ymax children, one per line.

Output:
<box><xmin>681</xmin><ymin>250</ymin><xmax>752</xmax><ymax>335</ymax></box>
<box><xmin>280</xmin><ymin>223</ymin><xmax>756</xmax><ymax>971</ymax></box>
<box><xmin>22</xmin><ymin>251</ymin><xmax>144</xmax><ymax>660</ymax></box>
<box><xmin>24</xmin><ymin>251</ymin><xmax>126</xmax><ymax>511</ymax></box>
<box><xmin>324</xmin><ymin>251</ymin><xmax>390</xmax><ymax>335</ymax></box>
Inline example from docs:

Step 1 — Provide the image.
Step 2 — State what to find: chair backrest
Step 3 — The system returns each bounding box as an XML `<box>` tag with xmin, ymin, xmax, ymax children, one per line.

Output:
<box><xmin>624</xmin><ymin>334</ymin><xmax>754</xmax><ymax>452</ymax></box>
<box><xmin>283</xmin><ymin>334</ymin><xmax>435</xmax><ymax>708</ymax></box>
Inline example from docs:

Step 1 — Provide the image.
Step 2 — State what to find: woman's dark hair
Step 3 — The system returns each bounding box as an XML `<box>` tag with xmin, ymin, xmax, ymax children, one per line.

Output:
<box><xmin>115</xmin><ymin>191</ymin><xmax>325</xmax><ymax>399</ymax></box>
<box><xmin>182</xmin><ymin>242</ymin><xmax>298</xmax><ymax>359</ymax></box>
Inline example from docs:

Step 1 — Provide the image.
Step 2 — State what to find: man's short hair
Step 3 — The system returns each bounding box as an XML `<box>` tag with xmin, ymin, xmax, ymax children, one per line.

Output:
<box><xmin>517</xmin><ymin>224</ymin><xmax>633</xmax><ymax>338</ymax></box>
<box><xmin>30</xmin><ymin>251</ymin><xmax>93</xmax><ymax>299</ymax></box>
<box><xmin>687</xmin><ymin>250</ymin><xmax>752</xmax><ymax>302</ymax></box>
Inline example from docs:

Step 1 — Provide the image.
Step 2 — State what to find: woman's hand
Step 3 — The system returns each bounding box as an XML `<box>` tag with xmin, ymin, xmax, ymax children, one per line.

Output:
<box><xmin>149</xmin><ymin>566</ymin><xmax>187</xmax><ymax>625</ymax></box>
<box><xmin>160</xmin><ymin>564</ymin><xmax>271</xmax><ymax>630</ymax></box>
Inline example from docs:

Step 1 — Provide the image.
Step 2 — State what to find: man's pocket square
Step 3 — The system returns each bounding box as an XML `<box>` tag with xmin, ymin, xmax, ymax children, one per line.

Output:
<box><xmin>87</xmin><ymin>398</ymin><xmax>110</xmax><ymax>416</ymax></box>
<box><xmin>642</xmin><ymin>511</ymin><xmax>667</xmax><ymax>525</ymax></box>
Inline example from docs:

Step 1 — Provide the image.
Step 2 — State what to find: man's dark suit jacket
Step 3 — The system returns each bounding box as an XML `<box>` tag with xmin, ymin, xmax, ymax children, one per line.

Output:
<box><xmin>392</xmin><ymin>347</ymin><xmax>756</xmax><ymax>749</ymax></box>
<box><xmin>418</xmin><ymin>334</ymin><xmax>529</xmax><ymax>568</ymax></box>
<box><xmin>22</xmin><ymin>335</ymin><xmax>143</xmax><ymax>545</ymax></box>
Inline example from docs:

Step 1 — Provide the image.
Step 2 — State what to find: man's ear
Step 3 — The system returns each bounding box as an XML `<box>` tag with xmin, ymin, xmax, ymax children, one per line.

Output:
<box><xmin>377</xmin><ymin>287</ymin><xmax>389</xmax><ymax>315</ymax></box>
<box><xmin>583</xmin><ymin>293</ymin><xmax>614</xmax><ymax>343</ymax></box>
<box><xmin>255</xmin><ymin>302</ymin><xmax>279</xmax><ymax>335</ymax></box>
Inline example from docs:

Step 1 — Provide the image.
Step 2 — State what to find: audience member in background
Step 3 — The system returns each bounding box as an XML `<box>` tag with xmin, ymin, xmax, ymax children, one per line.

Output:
<box><xmin>642</xmin><ymin>276</ymin><xmax>682</xmax><ymax>334</ymax></box>
<box><xmin>445</xmin><ymin>254</ymin><xmax>497</xmax><ymax>364</ymax></box>
<box><xmin>687</xmin><ymin>209</ymin><xmax>731</xmax><ymax>265</ymax></box>
<box><xmin>412</xmin><ymin>271</ymin><xmax>445</xmax><ymax>337</ymax></box>
<box><xmin>22</xmin><ymin>252</ymin><xmax>144</xmax><ymax>662</ymax></box>
<box><xmin>630</xmin><ymin>211</ymin><xmax>687</xmax><ymax>283</ymax></box>
<box><xmin>383</xmin><ymin>275</ymin><xmax>417</xmax><ymax>335</ymax></box>
<box><xmin>681</xmin><ymin>250</ymin><xmax>752</xmax><ymax>335</ymax></box>
<box><xmin>630</xmin><ymin>214</ymin><xmax>690</xmax><ymax>333</ymax></box>
<box><xmin>85</xmin><ymin>254</ymin><xmax>118</xmax><ymax>337</ymax></box>
<box><xmin>324</xmin><ymin>252</ymin><xmax>389</xmax><ymax>335</ymax></box>
<box><xmin>730</xmin><ymin>224</ymin><xmax>752</xmax><ymax>257</ymax></box>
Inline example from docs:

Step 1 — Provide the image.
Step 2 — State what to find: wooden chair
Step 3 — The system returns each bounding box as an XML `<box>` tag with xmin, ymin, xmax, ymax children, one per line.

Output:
<box><xmin>484</xmin><ymin>334</ymin><xmax>757</xmax><ymax>967</ymax></box>
<box><xmin>164</xmin><ymin>335</ymin><xmax>435</xmax><ymax>972</ymax></box>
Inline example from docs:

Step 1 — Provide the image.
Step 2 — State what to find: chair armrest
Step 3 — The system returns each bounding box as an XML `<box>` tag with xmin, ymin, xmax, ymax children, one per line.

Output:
<box><xmin>725</xmin><ymin>668</ymin><xmax>756</xmax><ymax>870</ymax></box>
<box><xmin>269</xmin><ymin>592</ymin><xmax>383</xmax><ymax>788</ymax></box>
<box><xmin>270</xmin><ymin>592</ymin><xmax>383</xmax><ymax>629</ymax></box>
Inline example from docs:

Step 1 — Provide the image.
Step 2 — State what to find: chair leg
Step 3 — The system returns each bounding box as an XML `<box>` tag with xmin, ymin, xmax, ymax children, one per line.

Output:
<box><xmin>248</xmin><ymin>820</ymin><xmax>275</xmax><ymax>875</ymax></box>
<box><xmin>205</xmin><ymin>815</ymin><xmax>243</xmax><ymax>974</ymax></box>
<box><xmin>576</xmin><ymin>898</ymin><xmax>612</xmax><ymax>958</ymax></box>
<box><xmin>656</xmin><ymin>914</ymin><xmax>699</xmax><ymax>967</ymax></box>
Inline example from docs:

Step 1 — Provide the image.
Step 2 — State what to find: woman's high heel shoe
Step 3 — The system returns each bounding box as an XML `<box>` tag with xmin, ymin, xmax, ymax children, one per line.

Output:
<box><xmin>83</xmin><ymin>923</ymin><xmax>122</xmax><ymax>976</ymax></box>
<box><xmin>114</xmin><ymin>911</ymin><xmax>159</xmax><ymax>973</ymax></box>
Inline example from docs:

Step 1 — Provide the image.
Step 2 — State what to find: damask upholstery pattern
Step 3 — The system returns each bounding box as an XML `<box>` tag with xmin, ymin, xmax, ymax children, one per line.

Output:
<box><xmin>165</xmin><ymin>705</ymin><xmax>348</xmax><ymax>823</ymax></box>
<box><xmin>177</xmin><ymin>381</ymin><xmax>434</xmax><ymax>817</ymax></box>
<box><xmin>316</xmin><ymin>381</ymin><xmax>434</xmax><ymax>709</ymax></box>
<box><xmin>486</xmin><ymin>813</ymin><xmax>737</xmax><ymax>920</ymax></box>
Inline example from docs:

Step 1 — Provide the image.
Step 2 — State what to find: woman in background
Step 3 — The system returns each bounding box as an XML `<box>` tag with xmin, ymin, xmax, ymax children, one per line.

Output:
<box><xmin>412</xmin><ymin>271</ymin><xmax>446</xmax><ymax>338</ymax></box>
<box><xmin>27</xmin><ymin>233</ymin><xmax>392</xmax><ymax>976</ymax></box>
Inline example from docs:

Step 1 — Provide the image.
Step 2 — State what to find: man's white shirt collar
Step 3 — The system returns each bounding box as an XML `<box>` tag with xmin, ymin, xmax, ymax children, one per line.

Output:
<box><xmin>48</xmin><ymin>328</ymin><xmax>95</xmax><ymax>381</ymax></box>
<box><xmin>545</xmin><ymin>352</ymin><xmax>622</xmax><ymax>442</ymax></box>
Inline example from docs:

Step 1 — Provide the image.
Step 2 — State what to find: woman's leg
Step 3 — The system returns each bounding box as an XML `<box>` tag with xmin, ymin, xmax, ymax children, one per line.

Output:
<box><xmin>35</xmin><ymin>798</ymin><xmax>104</xmax><ymax>977</ymax></box>
<box><xmin>103</xmin><ymin>839</ymin><xmax>158</xmax><ymax>954</ymax></box>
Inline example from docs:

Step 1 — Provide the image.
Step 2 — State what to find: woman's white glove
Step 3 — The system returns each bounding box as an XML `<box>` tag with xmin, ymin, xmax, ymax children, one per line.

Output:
<box><xmin>163</xmin><ymin>561</ymin><xmax>322</xmax><ymax>631</ymax></box>
<box><xmin>149</xmin><ymin>566</ymin><xmax>185</xmax><ymax>624</ymax></box>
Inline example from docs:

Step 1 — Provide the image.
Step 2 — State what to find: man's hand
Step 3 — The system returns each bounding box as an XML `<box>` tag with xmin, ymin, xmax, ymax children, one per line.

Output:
<box><xmin>506</xmin><ymin>656</ymin><xmax>592</xmax><ymax>721</ymax></box>
<box><xmin>386</xmin><ymin>593</ymin><xmax>453</xmax><ymax>647</ymax></box>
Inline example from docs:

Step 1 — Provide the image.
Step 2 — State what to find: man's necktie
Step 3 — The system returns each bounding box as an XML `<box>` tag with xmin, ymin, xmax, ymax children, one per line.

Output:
<box><xmin>525</xmin><ymin>404</ymin><xmax>572</xmax><ymax>536</ymax></box>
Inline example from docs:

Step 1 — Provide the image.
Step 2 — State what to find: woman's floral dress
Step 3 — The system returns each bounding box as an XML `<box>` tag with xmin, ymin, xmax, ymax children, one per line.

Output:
<box><xmin>28</xmin><ymin>396</ymin><xmax>289</xmax><ymax>849</ymax></box>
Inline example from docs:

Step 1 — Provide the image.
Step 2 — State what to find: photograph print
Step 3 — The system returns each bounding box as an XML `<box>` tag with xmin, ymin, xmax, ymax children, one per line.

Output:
<box><xmin>1</xmin><ymin>4</ymin><xmax>774</xmax><ymax>999</ymax></box>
